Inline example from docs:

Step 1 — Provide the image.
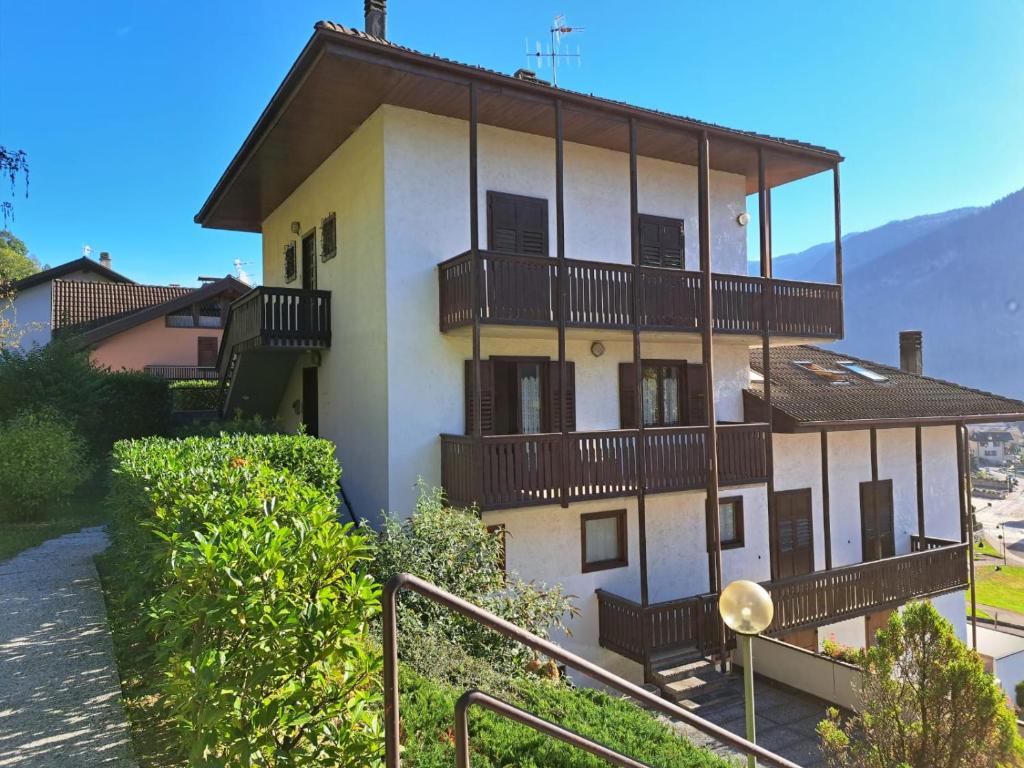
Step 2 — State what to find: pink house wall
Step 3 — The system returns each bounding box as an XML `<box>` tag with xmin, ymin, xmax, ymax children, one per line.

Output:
<box><xmin>89</xmin><ymin>315</ymin><xmax>222</xmax><ymax>372</ymax></box>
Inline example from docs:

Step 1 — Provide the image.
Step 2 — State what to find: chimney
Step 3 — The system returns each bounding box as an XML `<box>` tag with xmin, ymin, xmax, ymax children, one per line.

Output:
<box><xmin>364</xmin><ymin>0</ymin><xmax>386</xmax><ymax>38</ymax></box>
<box><xmin>899</xmin><ymin>330</ymin><xmax>923</xmax><ymax>375</ymax></box>
<box><xmin>99</xmin><ymin>251</ymin><xmax>112</xmax><ymax>269</ymax></box>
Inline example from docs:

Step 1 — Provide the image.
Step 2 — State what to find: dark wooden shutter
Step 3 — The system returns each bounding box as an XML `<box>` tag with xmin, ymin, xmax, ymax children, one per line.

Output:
<box><xmin>464</xmin><ymin>359</ymin><xmax>495</xmax><ymax>435</ymax></box>
<box><xmin>488</xmin><ymin>193</ymin><xmax>519</xmax><ymax>253</ymax></box>
<box><xmin>638</xmin><ymin>214</ymin><xmax>684</xmax><ymax>268</ymax></box>
<box><xmin>877</xmin><ymin>480</ymin><xmax>895</xmax><ymax>558</ymax></box>
<box><xmin>861</xmin><ymin>480</ymin><xmax>895</xmax><ymax>561</ymax></box>
<box><xmin>487</xmin><ymin>192</ymin><xmax>548</xmax><ymax>256</ymax></box>
<box><xmin>685</xmin><ymin>363</ymin><xmax>708</xmax><ymax>426</ymax></box>
<box><xmin>860</xmin><ymin>482</ymin><xmax>878</xmax><ymax>562</ymax></box>
<box><xmin>197</xmin><ymin>336</ymin><xmax>218</xmax><ymax>367</ymax></box>
<box><xmin>774</xmin><ymin>489</ymin><xmax>814</xmax><ymax>579</ymax></box>
<box><xmin>547</xmin><ymin>361</ymin><xmax>576</xmax><ymax>432</ymax></box>
<box><xmin>618</xmin><ymin>362</ymin><xmax>636</xmax><ymax>428</ymax></box>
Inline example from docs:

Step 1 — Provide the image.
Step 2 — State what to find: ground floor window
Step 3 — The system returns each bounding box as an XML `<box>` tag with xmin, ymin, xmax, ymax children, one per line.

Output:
<box><xmin>718</xmin><ymin>496</ymin><xmax>744</xmax><ymax>549</ymax></box>
<box><xmin>581</xmin><ymin>509</ymin><xmax>627</xmax><ymax>572</ymax></box>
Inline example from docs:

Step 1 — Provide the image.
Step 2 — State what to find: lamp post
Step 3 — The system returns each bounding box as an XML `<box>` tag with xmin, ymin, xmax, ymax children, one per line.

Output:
<box><xmin>720</xmin><ymin>580</ymin><xmax>774</xmax><ymax>768</ymax></box>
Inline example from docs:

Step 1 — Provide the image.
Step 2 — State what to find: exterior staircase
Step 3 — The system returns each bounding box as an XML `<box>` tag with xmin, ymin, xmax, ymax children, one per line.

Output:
<box><xmin>648</xmin><ymin>649</ymin><xmax>742</xmax><ymax>713</ymax></box>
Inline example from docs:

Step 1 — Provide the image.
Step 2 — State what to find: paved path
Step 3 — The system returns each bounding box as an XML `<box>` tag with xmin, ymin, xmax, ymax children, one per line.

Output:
<box><xmin>0</xmin><ymin>528</ymin><xmax>135</xmax><ymax>767</ymax></box>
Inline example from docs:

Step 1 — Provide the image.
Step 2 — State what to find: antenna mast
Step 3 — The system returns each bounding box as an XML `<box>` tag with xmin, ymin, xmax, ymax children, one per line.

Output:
<box><xmin>525</xmin><ymin>14</ymin><xmax>583</xmax><ymax>87</ymax></box>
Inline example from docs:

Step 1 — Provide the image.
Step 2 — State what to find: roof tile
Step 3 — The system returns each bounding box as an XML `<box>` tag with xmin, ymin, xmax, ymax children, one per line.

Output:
<box><xmin>51</xmin><ymin>280</ymin><xmax>193</xmax><ymax>331</ymax></box>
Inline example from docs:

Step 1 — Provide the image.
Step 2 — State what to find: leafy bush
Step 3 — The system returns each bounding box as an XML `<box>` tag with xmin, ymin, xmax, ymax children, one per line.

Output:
<box><xmin>108</xmin><ymin>435</ymin><xmax>380</xmax><ymax>767</ymax></box>
<box><xmin>369</xmin><ymin>488</ymin><xmax>577</xmax><ymax>679</ymax></box>
<box><xmin>0</xmin><ymin>408</ymin><xmax>91</xmax><ymax>521</ymax></box>
<box><xmin>175</xmin><ymin>410</ymin><xmax>284</xmax><ymax>438</ymax></box>
<box><xmin>0</xmin><ymin>341</ymin><xmax>170</xmax><ymax>454</ymax></box>
<box><xmin>820</xmin><ymin>638</ymin><xmax>864</xmax><ymax>666</ymax></box>
<box><xmin>400</xmin><ymin>667</ymin><xmax>730</xmax><ymax>768</ymax></box>
<box><xmin>818</xmin><ymin>601</ymin><xmax>1024</xmax><ymax>767</ymax></box>
<box><xmin>1017</xmin><ymin>679</ymin><xmax>1024</xmax><ymax>711</ymax></box>
<box><xmin>169</xmin><ymin>379</ymin><xmax>220</xmax><ymax>411</ymax></box>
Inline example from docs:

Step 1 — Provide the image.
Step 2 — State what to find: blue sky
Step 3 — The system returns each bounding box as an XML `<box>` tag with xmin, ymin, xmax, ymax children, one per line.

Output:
<box><xmin>2</xmin><ymin>1</ymin><xmax>1022</xmax><ymax>285</ymax></box>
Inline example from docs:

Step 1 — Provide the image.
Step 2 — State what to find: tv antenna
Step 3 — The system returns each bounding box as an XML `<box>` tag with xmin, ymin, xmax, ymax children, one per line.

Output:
<box><xmin>525</xmin><ymin>14</ymin><xmax>583</xmax><ymax>87</ymax></box>
<box><xmin>233</xmin><ymin>258</ymin><xmax>256</xmax><ymax>286</ymax></box>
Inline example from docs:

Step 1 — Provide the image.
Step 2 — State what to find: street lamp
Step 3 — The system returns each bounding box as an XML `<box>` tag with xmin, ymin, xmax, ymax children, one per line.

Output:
<box><xmin>720</xmin><ymin>580</ymin><xmax>774</xmax><ymax>768</ymax></box>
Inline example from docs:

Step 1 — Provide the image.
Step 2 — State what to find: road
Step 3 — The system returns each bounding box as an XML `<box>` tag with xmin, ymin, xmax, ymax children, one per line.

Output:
<box><xmin>973</xmin><ymin>474</ymin><xmax>1024</xmax><ymax>565</ymax></box>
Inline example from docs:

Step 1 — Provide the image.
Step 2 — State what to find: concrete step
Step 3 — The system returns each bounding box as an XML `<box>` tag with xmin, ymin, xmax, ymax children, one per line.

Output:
<box><xmin>659</xmin><ymin>672</ymin><xmax>731</xmax><ymax>703</ymax></box>
<box><xmin>651</xmin><ymin>658</ymin><xmax>714</xmax><ymax>685</ymax></box>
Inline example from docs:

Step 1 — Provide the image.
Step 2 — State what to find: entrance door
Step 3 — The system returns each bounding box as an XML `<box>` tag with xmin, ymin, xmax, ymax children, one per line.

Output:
<box><xmin>302</xmin><ymin>367</ymin><xmax>319</xmax><ymax>438</ymax></box>
<box><xmin>860</xmin><ymin>480</ymin><xmax>895</xmax><ymax>561</ymax></box>
<box><xmin>301</xmin><ymin>230</ymin><xmax>317</xmax><ymax>291</ymax></box>
<box><xmin>773</xmin><ymin>488</ymin><xmax>814</xmax><ymax>579</ymax></box>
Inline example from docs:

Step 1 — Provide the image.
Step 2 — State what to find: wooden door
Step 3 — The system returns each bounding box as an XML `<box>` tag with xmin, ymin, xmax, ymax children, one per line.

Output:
<box><xmin>302</xmin><ymin>367</ymin><xmax>319</xmax><ymax>438</ymax></box>
<box><xmin>773</xmin><ymin>488</ymin><xmax>814</xmax><ymax>579</ymax></box>
<box><xmin>860</xmin><ymin>480</ymin><xmax>895</xmax><ymax>562</ymax></box>
<box><xmin>197</xmin><ymin>336</ymin><xmax>218</xmax><ymax>368</ymax></box>
<box><xmin>301</xmin><ymin>231</ymin><xmax>317</xmax><ymax>291</ymax></box>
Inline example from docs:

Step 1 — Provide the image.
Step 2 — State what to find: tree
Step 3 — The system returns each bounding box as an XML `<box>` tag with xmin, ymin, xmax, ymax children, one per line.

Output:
<box><xmin>0</xmin><ymin>147</ymin><xmax>29</xmax><ymax>227</ymax></box>
<box><xmin>818</xmin><ymin>601</ymin><xmax>1024</xmax><ymax>768</ymax></box>
<box><xmin>0</xmin><ymin>230</ymin><xmax>40</xmax><ymax>283</ymax></box>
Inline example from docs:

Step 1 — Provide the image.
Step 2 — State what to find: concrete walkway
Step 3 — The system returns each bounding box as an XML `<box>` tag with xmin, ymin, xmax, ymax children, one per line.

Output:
<box><xmin>0</xmin><ymin>527</ymin><xmax>135</xmax><ymax>767</ymax></box>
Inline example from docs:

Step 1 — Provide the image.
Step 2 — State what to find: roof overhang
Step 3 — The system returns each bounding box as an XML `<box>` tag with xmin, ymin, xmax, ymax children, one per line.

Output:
<box><xmin>196</xmin><ymin>24</ymin><xmax>843</xmax><ymax>233</ymax></box>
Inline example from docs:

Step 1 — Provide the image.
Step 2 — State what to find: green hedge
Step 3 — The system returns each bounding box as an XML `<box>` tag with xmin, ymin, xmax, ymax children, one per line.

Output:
<box><xmin>107</xmin><ymin>434</ymin><xmax>379</xmax><ymax>766</ymax></box>
<box><xmin>400</xmin><ymin>668</ymin><xmax>730</xmax><ymax>768</ymax></box>
<box><xmin>169</xmin><ymin>379</ymin><xmax>220</xmax><ymax>411</ymax></box>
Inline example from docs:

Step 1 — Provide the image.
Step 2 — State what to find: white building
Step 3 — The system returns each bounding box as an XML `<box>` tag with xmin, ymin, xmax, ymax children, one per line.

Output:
<box><xmin>971</xmin><ymin>429</ymin><xmax>1014</xmax><ymax>466</ymax></box>
<box><xmin>195</xmin><ymin>10</ymin><xmax>1024</xmax><ymax>703</ymax></box>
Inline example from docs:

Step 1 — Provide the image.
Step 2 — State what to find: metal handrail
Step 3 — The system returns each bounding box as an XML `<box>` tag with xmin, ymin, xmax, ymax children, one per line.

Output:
<box><xmin>455</xmin><ymin>690</ymin><xmax>652</xmax><ymax>768</ymax></box>
<box><xmin>383</xmin><ymin>572</ymin><xmax>801</xmax><ymax>768</ymax></box>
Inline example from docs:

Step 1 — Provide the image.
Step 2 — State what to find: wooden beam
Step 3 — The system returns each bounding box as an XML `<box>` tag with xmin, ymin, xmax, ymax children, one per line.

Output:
<box><xmin>469</xmin><ymin>83</ymin><xmax>483</xmax><ymax>503</ymax></box>
<box><xmin>956</xmin><ymin>422</ymin><xmax>967</xmax><ymax>543</ymax></box>
<box><xmin>821</xmin><ymin>430</ymin><xmax>833</xmax><ymax>570</ymax></box>
<box><xmin>870</xmin><ymin>427</ymin><xmax>880</xmax><ymax>562</ymax></box>
<box><xmin>833</xmin><ymin>163</ymin><xmax>844</xmax><ymax>339</ymax></box>
<box><xmin>555</xmin><ymin>99</ymin><xmax>569</xmax><ymax>509</ymax></box>
<box><xmin>758</xmin><ymin>147</ymin><xmax>778</xmax><ymax>581</ymax></box>
<box><xmin>628</xmin><ymin>118</ymin><xmax>650</xmax><ymax>611</ymax></box>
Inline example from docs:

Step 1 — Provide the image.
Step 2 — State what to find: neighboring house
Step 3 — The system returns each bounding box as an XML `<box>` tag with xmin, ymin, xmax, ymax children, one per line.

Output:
<box><xmin>7</xmin><ymin>253</ymin><xmax>131</xmax><ymax>348</ymax></box>
<box><xmin>970</xmin><ymin>429</ymin><xmax>1014</xmax><ymax>466</ymax></box>
<box><xmin>194</xmin><ymin>7</ymin><xmax>1024</xmax><ymax>699</ymax></box>
<box><xmin>7</xmin><ymin>253</ymin><xmax>246</xmax><ymax>379</ymax></box>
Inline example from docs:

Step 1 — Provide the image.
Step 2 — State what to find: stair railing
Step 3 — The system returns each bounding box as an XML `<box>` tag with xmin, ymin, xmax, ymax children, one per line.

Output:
<box><xmin>383</xmin><ymin>572</ymin><xmax>801</xmax><ymax>768</ymax></box>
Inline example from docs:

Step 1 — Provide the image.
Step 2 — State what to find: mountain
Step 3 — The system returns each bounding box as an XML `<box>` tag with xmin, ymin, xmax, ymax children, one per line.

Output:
<box><xmin>769</xmin><ymin>188</ymin><xmax>1024</xmax><ymax>400</ymax></box>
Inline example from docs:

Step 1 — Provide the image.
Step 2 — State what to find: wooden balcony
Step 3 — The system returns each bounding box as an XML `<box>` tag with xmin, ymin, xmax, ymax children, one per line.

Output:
<box><xmin>441</xmin><ymin>423</ymin><xmax>769</xmax><ymax>511</ymax></box>
<box><xmin>217</xmin><ymin>286</ymin><xmax>331</xmax><ymax>416</ymax></box>
<box><xmin>144</xmin><ymin>364</ymin><xmax>219</xmax><ymax>381</ymax></box>
<box><xmin>438</xmin><ymin>250</ymin><xmax>842</xmax><ymax>339</ymax></box>
<box><xmin>596</xmin><ymin>539</ymin><xmax>969</xmax><ymax>667</ymax></box>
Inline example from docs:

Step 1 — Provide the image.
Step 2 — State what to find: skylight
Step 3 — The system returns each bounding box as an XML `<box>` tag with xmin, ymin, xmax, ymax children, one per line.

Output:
<box><xmin>792</xmin><ymin>361</ymin><xmax>848</xmax><ymax>383</ymax></box>
<box><xmin>837</xmin><ymin>361</ymin><xmax>889</xmax><ymax>382</ymax></box>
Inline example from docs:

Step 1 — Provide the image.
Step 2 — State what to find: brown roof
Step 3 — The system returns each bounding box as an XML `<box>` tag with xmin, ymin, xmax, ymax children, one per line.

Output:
<box><xmin>12</xmin><ymin>256</ymin><xmax>132</xmax><ymax>291</ymax></box>
<box><xmin>749</xmin><ymin>345</ymin><xmax>1024</xmax><ymax>430</ymax></box>
<box><xmin>196</xmin><ymin>22</ymin><xmax>842</xmax><ymax>232</ymax></box>
<box><xmin>51</xmin><ymin>280</ymin><xmax>193</xmax><ymax>331</ymax></box>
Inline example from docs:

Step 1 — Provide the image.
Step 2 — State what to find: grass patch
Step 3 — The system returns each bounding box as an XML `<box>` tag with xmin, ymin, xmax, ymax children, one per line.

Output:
<box><xmin>975</xmin><ymin>539</ymin><xmax>1002</xmax><ymax>560</ymax></box>
<box><xmin>0</xmin><ymin>480</ymin><xmax>109</xmax><ymax>563</ymax></box>
<box><xmin>966</xmin><ymin>596</ymin><xmax>992</xmax><ymax>621</ymax></box>
<box><xmin>974</xmin><ymin>565</ymin><xmax>1024</xmax><ymax>616</ymax></box>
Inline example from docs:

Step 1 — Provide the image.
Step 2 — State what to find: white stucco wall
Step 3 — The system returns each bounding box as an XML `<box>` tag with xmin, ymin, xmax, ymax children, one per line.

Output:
<box><xmin>921</xmin><ymin>425</ymin><xmax>963</xmax><ymax>541</ymax></box>
<box><xmin>8</xmin><ymin>268</ymin><xmax>117</xmax><ymax>349</ymax></box>
<box><xmin>261</xmin><ymin>109</ymin><xmax>389</xmax><ymax>524</ymax></box>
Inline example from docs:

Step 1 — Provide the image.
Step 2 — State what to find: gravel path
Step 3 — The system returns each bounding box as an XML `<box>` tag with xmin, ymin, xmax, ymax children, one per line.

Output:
<box><xmin>0</xmin><ymin>527</ymin><xmax>136</xmax><ymax>767</ymax></box>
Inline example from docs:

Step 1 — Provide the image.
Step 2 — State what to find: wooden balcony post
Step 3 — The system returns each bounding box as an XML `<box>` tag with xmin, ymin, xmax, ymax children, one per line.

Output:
<box><xmin>555</xmin><ymin>98</ymin><xmax>569</xmax><ymax>509</ymax></box>
<box><xmin>821</xmin><ymin>431</ymin><xmax>833</xmax><ymax>570</ymax></box>
<box><xmin>956</xmin><ymin>421</ymin><xmax>967</xmax><ymax>543</ymax></box>
<box><xmin>629</xmin><ymin>118</ymin><xmax>650</xmax><ymax>608</ymax></box>
<box><xmin>698</xmin><ymin>131</ymin><xmax>726</xmax><ymax>669</ymax></box>
<box><xmin>758</xmin><ymin>148</ymin><xmax>779</xmax><ymax>581</ymax></box>
<box><xmin>468</xmin><ymin>83</ymin><xmax>484</xmax><ymax>503</ymax></box>
<box><xmin>915</xmin><ymin>425</ymin><xmax>926</xmax><ymax>539</ymax></box>
<box><xmin>833</xmin><ymin>163</ymin><xmax>844</xmax><ymax>338</ymax></box>
<box><xmin>963</xmin><ymin>422</ymin><xmax>978</xmax><ymax>649</ymax></box>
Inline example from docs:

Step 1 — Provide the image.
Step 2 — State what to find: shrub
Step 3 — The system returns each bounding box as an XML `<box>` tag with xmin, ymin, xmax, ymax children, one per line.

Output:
<box><xmin>820</xmin><ymin>638</ymin><xmax>864</xmax><ymax>666</ymax></box>
<box><xmin>1017</xmin><ymin>680</ymin><xmax>1024</xmax><ymax>711</ymax></box>
<box><xmin>369</xmin><ymin>487</ymin><xmax>577</xmax><ymax>679</ymax></box>
<box><xmin>400</xmin><ymin>667</ymin><xmax>730</xmax><ymax>768</ymax></box>
<box><xmin>0</xmin><ymin>408</ymin><xmax>91</xmax><ymax>521</ymax></box>
<box><xmin>108</xmin><ymin>435</ymin><xmax>380</xmax><ymax>767</ymax></box>
<box><xmin>91</xmin><ymin>371</ymin><xmax>171</xmax><ymax>448</ymax></box>
<box><xmin>169</xmin><ymin>379</ymin><xmax>220</xmax><ymax>412</ymax></box>
<box><xmin>174</xmin><ymin>410</ymin><xmax>283</xmax><ymax>438</ymax></box>
<box><xmin>818</xmin><ymin>601</ymin><xmax>1024</xmax><ymax>767</ymax></box>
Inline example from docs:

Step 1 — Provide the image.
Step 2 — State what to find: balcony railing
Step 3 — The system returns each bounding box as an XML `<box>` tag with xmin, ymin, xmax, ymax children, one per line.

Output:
<box><xmin>441</xmin><ymin>423</ymin><xmax>769</xmax><ymax>511</ymax></box>
<box><xmin>438</xmin><ymin>250</ymin><xmax>842</xmax><ymax>338</ymax></box>
<box><xmin>144</xmin><ymin>364</ymin><xmax>219</xmax><ymax>381</ymax></box>
<box><xmin>217</xmin><ymin>286</ymin><xmax>332</xmax><ymax>380</ymax></box>
<box><xmin>596</xmin><ymin>541</ymin><xmax>970</xmax><ymax>666</ymax></box>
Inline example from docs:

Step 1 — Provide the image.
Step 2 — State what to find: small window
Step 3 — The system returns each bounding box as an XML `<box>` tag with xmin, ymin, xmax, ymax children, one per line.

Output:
<box><xmin>487</xmin><ymin>524</ymin><xmax>507</xmax><ymax>573</ymax></box>
<box><xmin>718</xmin><ymin>497</ymin><xmax>744</xmax><ymax>550</ymax></box>
<box><xmin>837</xmin><ymin>361</ymin><xmax>889</xmax><ymax>383</ymax></box>
<box><xmin>638</xmin><ymin>213</ymin><xmax>684</xmax><ymax>269</ymax></box>
<box><xmin>166</xmin><ymin>305</ymin><xmax>194</xmax><ymax>328</ymax></box>
<box><xmin>641</xmin><ymin>362</ymin><xmax>684</xmax><ymax>426</ymax></box>
<box><xmin>487</xmin><ymin>191</ymin><xmax>548</xmax><ymax>256</ymax></box>
<box><xmin>197</xmin><ymin>300</ymin><xmax>223</xmax><ymax>328</ymax></box>
<box><xmin>581</xmin><ymin>510</ymin><xmax>627</xmax><ymax>572</ymax></box>
<box><xmin>284</xmin><ymin>241</ymin><xmax>297</xmax><ymax>283</ymax></box>
<box><xmin>321</xmin><ymin>212</ymin><xmax>337</xmax><ymax>262</ymax></box>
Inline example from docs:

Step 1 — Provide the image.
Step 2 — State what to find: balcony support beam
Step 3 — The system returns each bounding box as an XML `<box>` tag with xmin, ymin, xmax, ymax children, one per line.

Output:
<box><xmin>758</xmin><ymin>148</ymin><xmax>779</xmax><ymax>580</ymax></box>
<box><xmin>555</xmin><ymin>99</ymin><xmax>569</xmax><ymax>509</ymax></box>
<box><xmin>833</xmin><ymin>163</ymin><xmax>844</xmax><ymax>338</ymax></box>
<box><xmin>628</xmin><ymin>119</ymin><xmax>650</xmax><ymax>613</ymax></box>
<box><xmin>915</xmin><ymin>425</ymin><xmax>925</xmax><ymax>539</ymax></box>
<box><xmin>821</xmin><ymin>431</ymin><xmax>833</xmax><ymax>570</ymax></box>
<box><xmin>962</xmin><ymin>421</ymin><xmax>978</xmax><ymax>649</ymax></box>
<box><xmin>698</xmin><ymin>131</ymin><xmax>726</xmax><ymax>670</ymax></box>
<box><xmin>468</xmin><ymin>82</ymin><xmax>483</xmax><ymax>502</ymax></box>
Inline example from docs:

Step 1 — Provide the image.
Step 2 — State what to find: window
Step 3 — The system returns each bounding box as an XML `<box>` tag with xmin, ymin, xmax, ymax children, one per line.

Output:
<box><xmin>487</xmin><ymin>524</ymin><xmax>507</xmax><ymax>573</ymax></box>
<box><xmin>465</xmin><ymin>358</ymin><xmax>575</xmax><ymax>436</ymax></box>
<box><xmin>792</xmin><ymin>360</ymin><xmax>848</xmax><ymax>384</ymax></box>
<box><xmin>166</xmin><ymin>305</ymin><xmax>194</xmax><ymax>328</ymax></box>
<box><xmin>197</xmin><ymin>300</ymin><xmax>223</xmax><ymax>328</ymax></box>
<box><xmin>718</xmin><ymin>497</ymin><xmax>744</xmax><ymax>550</ymax></box>
<box><xmin>487</xmin><ymin>191</ymin><xmax>548</xmax><ymax>255</ymax></box>
<box><xmin>837</xmin><ymin>361</ymin><xmax>888</xmax><ymax>382</ymax></box>
<box><xmin>321</xmin><ymin>212</ymin><xmax>337</xmax><ymax>262</ymax></box>
<box><xmin>619</xmin><ymin>360</ymin><xmax>706</xmax><ymax>428</ymax></box>
<box><xmin>284</xmin><ymin>241</ymin><xmax>297</xmax><ymax>283</ymax></box>
<box><xmin>581</xmin><ymin>510</ymin><xmax>627</xmax><ymax>572</ymax></box>
<box><xmin>301</xmin><ymin>230</ymin><xmax>317</xmax><ymax>291</ymax></box>
<box><xmin>638</xmin><ymin>214</ymin><xmax>684</xmax><ymax>268</ymax></box>
<box><xmin>197</xmin><ymin>336</ymin><xmax>218</xmax><ymax>367</ymax></box>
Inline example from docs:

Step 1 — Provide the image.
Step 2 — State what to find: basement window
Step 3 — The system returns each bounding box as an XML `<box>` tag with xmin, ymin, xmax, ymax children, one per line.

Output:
<box><xmin>837</xmin><ymin>361</ymin><xmax>889</xmax><ymax>383</ymax></box>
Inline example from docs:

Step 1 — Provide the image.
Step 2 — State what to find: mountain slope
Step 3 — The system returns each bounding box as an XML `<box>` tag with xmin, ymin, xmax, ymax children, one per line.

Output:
<box><xmin>777</xmin><ymin>188</ymin><xmax>1024</xmax><ymax>399</ymax></box>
